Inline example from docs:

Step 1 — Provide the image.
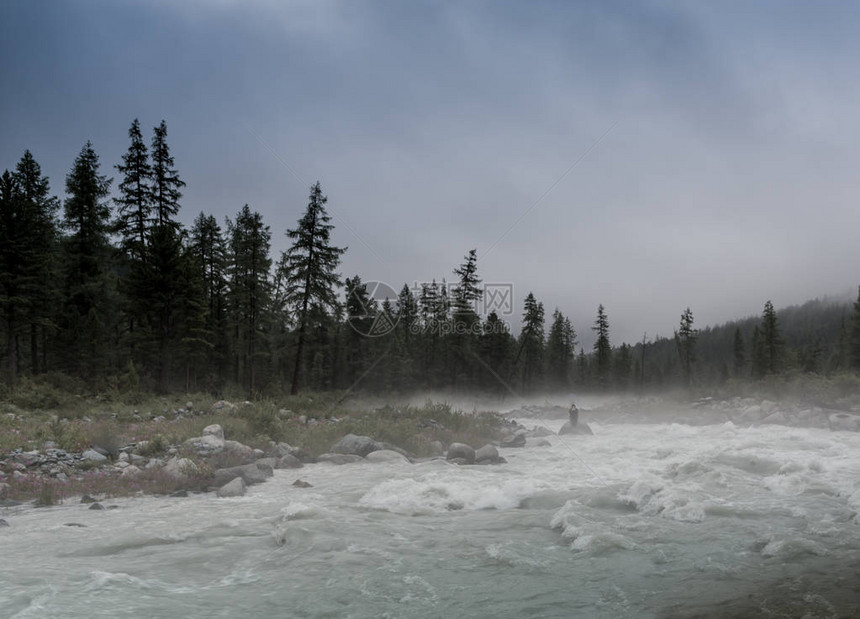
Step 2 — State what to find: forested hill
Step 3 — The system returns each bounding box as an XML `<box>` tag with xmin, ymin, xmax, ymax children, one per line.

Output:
<box><xmin>3</xmin><ymin>124</ymin><xmax>860</xmax><ymax>398</ymax></box>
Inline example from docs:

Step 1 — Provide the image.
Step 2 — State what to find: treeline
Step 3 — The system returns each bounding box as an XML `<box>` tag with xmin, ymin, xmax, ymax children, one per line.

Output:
<box><xmin>3</xmin><ymin>120</ymin><xmax>860</xmax><ymax>398</ymax></box>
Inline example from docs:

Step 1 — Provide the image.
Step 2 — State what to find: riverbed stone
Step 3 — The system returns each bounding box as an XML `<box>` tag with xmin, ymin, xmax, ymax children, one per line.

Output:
<box><xmin>559</xmin><ymin>421</ymin><xmax>594</xmax><ymax>435</ymax></box>
<box><xmin>202</xmin><ymin>424</ymin><xmax>224</xmax><ymax>440</ymax></box>
<box><xmin>475</xmin><ymin>444</ymin><xmax>499</xmax><ymax>464</ymax></box>
<box><xmin>212</xmin><ymin>462</ymin><xmax>271</xmax><ymax>487</ymax></box>
<box><xmin>82</xmin><ymin>449</ymin><xmax>108</xmax><ymax>463</ymax></box>
<box><xmin>217</xmin><ymin>477</ymin><xmax>246</xmax><ymax>498</ymax></box>
<box><xmin>446</xmin><ymin>443</ymin><xmax>475</xmax><ymax>464</ymax></box>
<box><xmin>828</xmin><ymin>412</ymin><xmax>860</xmax><ymax>432</ymax></box>
<box><xmin>292</xmin><ymin>479</ymin><xmax>313</xmax><ymax>488</ymax></box>
<box><xmin>275</xmin><ymin>454</ymin><xmax>303</xmax><ymax>469</ymax></box>
<box><xmin>223</xmin><ymin>440</ymin><xmax>256</xmax><ymax>463</ymax></box>
<box><xmin>330</xmin><ymin>434</ymin><xmax>382</xmax><ymax>457</ymax></box>
<box><xmin>88</xmin><ymin>502</ymin><xmax>105</xmax><ymax>510</ymax></box>
<box><xmin>365</xmin><ymin>449</ymin><xmax>409</xmax><ymax>463</ymax></box>
<box><xmin>163</xmin><ymin>457</ymin><xmax>198</xmax><ymax>481</ymax></box>
<box><xmin>317</xmin><ymin>453</ymin><xmax>365</xmax><ymax>465</ymax></box>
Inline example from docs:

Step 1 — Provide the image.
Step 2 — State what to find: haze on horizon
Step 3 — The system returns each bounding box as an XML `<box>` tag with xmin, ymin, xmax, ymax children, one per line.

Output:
<box><xmin>2</xmin><ymin>0</ymin><xmax>859</xmax><ymax>346</ymax></box>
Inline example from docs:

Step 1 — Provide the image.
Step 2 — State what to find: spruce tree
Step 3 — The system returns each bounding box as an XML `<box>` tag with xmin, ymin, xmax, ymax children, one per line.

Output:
<box><xmin>546</xmin><ymin>308</ymin><xmax>576</xmax><ymax>390</ymax></box>
<box><xmin>518</xmin><ymin>292</ymin><xmax>545</xmax><ymax>392</ymax></box>
<box><xmin>189</xmin><ymin>212</ymin><xmax>228</xmax><ymax>386</ymax></box>
<box><xmin>114</xmin><ymin>119</ymin><xmax>153</xmax><ymax>260</ymax></box>
<box><xmin>674</xmin><ymin>307</ymin><xmax>697</xmax><ymax>387</ymax></box>
<box><xmin>150</xmin><ymin>120</ymin><xmax>184</xmax><ymax>231</ymax></box>
<box><xmin>479</xmin><ymin>310</ymin><xmax>515</xmax><ymax>393</ymax></box>
<box><xmin>60</xmin><ymin>141</ymin><xmax>115</xmax><ymax>379</ymax></box>
<box><xmin>761</xmin><ymin>300</ymin><xmax>784</xmax><ymax>375</ymax></box>
<box><xmin>227</xmin><ymin>205</ymin><xmax>272</xmax><ymax>395</ymax></box>
<box><xmin>849</xmin><ymin>287</ymin><xmax>860</xmax><ymax>371</ymax></box>
<box><xmin>732</xmin><ymin>327</ymin><xmax>746</xmax><ymax>377</ymax></box>
<box><xmin>614</xmin><ymin>343</ymin><xmax>632</xmax><ymax>390</ymax></box>
<box><xmin>278</xmin><ymin>182</ymin><xmax>346</xmax><ymax>395</ymax></box>
<box><xmin>592</xmin><ymin>304</ymin><xmax>612</xmax><ymax>389</ymax></box>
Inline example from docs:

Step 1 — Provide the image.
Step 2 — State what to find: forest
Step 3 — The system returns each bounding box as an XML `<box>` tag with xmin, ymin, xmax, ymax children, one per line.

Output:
<box><xmin>3</xmin><ymin>119</ymin><xmax>860</xmax><ymax>399</ymax></box>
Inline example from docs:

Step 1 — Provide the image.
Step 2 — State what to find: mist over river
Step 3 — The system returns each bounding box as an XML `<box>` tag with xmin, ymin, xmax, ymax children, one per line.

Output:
<box><xmin>3</xmin><ymin>415</ymin><xmax>860</xmax><ymax>618</ymax></box>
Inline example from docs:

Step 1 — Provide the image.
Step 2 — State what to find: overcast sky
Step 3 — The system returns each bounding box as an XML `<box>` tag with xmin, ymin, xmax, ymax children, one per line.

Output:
<box><xmin>2</xmin><ymin>0</ymin><xmax>859</xmax><ymax>347</ymax></box>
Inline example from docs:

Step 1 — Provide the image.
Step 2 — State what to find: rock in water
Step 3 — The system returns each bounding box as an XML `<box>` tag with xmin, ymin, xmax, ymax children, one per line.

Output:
<box><xmin>316</xmin><ymin>454</ymin><xmax>364</xmax><ymax>465</ymax></box>
<box><xmin>558</xmin><ymin>421</ymin><xmax>594</xmax><ymax>436</ymax></box>
<box><xmin>365</xmin><ymin>449</ymin><xmax>410</xmax><ymax>463</ymax></box>
<box><xmin>292</xmin><ymin>479</ymin><xmax>313</xmax><ymax>488</ymax></box>
<box><xmin>217</xmin><ymin>477</ymin><xmax>246</xmax><ymax>498</ymax></box>
<box><xmin>80</xmin><ymin>495</ymin><xmax>97</xmax><ymax>504</ymax></box>
<box><xmin>475</xmin><ymin>444</ymin><xmax>499</xmax><ymax>464</ymax></box>
<box><xmin>828</xmin><ymin>412</ymin><xmax>860</xmax><ymax>432</ymax></box>
<box><xmin>500</xmin><ymin>432</ymin><xmax>527</xmax><ymax>448</ymax></box>
<box><xmin>88</xmin><ymin>502</ymin><xmax>105</xmax><ymax>510</ymax></box>
<box><xmin>330</xmin><ymin>434</ymin><xmax>383</xmax><ymax>457</ymax></box>
<box><xmin>0</xmin><ymin>518</ymin><xmax>8</xmax><ymax>527</ymax></box>
<box><xmin>446</xmin><ymin>443</ymin><xmax>476</xmax><ymax>464</ymax></box>
<box><xmin>275</xmin><ymin>454</ymin><xmax>303</xmax><ymax>469</ymax></box>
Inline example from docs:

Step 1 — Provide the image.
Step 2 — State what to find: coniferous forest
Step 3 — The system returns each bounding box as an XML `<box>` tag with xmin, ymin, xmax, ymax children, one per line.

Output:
<box><xmin>3</xmin><ymin>120</ymin><xmax>860</xmax><ymax>399</ymax></box>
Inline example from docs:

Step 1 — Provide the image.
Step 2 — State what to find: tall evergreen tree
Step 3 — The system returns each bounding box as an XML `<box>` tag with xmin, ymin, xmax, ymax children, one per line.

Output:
<box><xmin>592</xmin><ymin>304</ymin><xmax>612</xmax><ymax>389</ymax></box>
<box><xmin>732</xmin><ymin>327</ymin><xmax>746</xmax><ymax>377</ymax></box>
<box><xmin>60</xmin><ymin>141</ymin><xmax>115</xmax><ymax>379</ymax></box>
<box><xmin>675</xmin><ymin>307</ymin><xmax>697</xmax><ymax>387</ymax></box>
<box><xmin>278</xmin><ymin>182</ymin><xmax>346</xmax><ymax>395</ymax></box>
<box><xmin>189</xmin><ymin>212</ymin><xmax>228</xmax><ymax>386</ymax></box>
<box><xmin>614</xmin><ymin>342</ymin><xmax>632</xmax><ymax>390</ymax></box>
<box><xmin>518</xmin><ymin>292</ymin><xmax>545</xmax><ymax>392</ymax></box>
<box><xmin>750</xmin><ymin>325</ymin><xmax>766</xmax><ymax>379</ymax></box>
<box><xmin>227</xmin><ymin>205</ymin><xmax>272</xmax><ymax>396</ymax></box>
<box><xmin>546</xmin><ymin>308</ymin><xmax>576</xmax><ymax>390</ymax></box>
<box><xmin>150</xmin><ymin>120</ymin><xmax>184</xmax><ymax>230</ymax></box>
<box><xmin>114</xmin><ymin>119</ymin><xmax>153</xmax><ymax>260</ymax></box>
<box><xmin>849</xmin><ymin>287</ymin><xmax>860</xmax><ymax>372</ymax></box>
<box><xmin>761</xmin><ymin>300</ymin><xmax>784</xmax><ymax>375</ymax></box>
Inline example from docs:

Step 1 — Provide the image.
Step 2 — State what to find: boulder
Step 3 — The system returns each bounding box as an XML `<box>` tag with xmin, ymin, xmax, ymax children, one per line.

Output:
<box><xmin>121</xmin><ymin>465</ymin><xmax>142</xmax><ymax>477</ymax></box>
<box><xmin>365</xmin><ymin>449</ymin><xmax>409</xmax><ymax>463</ymax></box>
<box><xmin>474</xmin><ymin>444</ymin><xmax>499</xmax><ymax>464</ymax></box>
<box><xmin>202</xmin><ymin>424</ymin><xmax>224</xmax><ymax>440</ymax></box>
<box><xmin>81</xmin><ymin>449</ymin><xmax>108</xmax><ymax>463</ymax></box>
<box><xmin>276</xmin><ymin>454</ymin><xmax>303</xmax><ymax>469</ymax></box>
<box><xmin>558</xmin><ymin>421</ymin><xmax>594</xmax><ymax>436</ymax></box>
<box><xmin>212</xmin><ymin>462</ymin><xmax>272</xmax><ymax>488</ymax></box>
<box><xmin>88</xmin><ymin>502</ymin><xmax>105</xmax><ymax>511</ymax></box>
<box><xmin>528</xmin><ymin>426</ymin><xmax>555</xmax><ymax>438</ymax></box>
<box><xmin>828</xmin><ymin>412</ymin><xmax>860</xmax><ymax>432</ymax></box>
<box><xmin>223</xmin><ymin>440</ymin><xmax>256</xmax><ymax>463</ymax></box>
<box><xmin>316</xmin><ymin>453</ymin><xmax>364</xmax><ymax>465</ymax></box>
<box><xmin>217</xmin><ymin>477</ymin><xmax>246</xmax><ymax>498</ymax></box>
<box><xmin>500</xmin><ymin>431</ymin><xmax>527</xmax><ymax>448</ymax></box>
<box><xmin>446</xmin><ymin>443</ymin><xmax>475</xmax><ymax>464</ymax></box>
<box><xmin>80</xmin><ymin>494</ymin><xmax>97</xmax><ymax>504</ymax></box>
<box><xmin>272</xmin><ymin>442</ymin><xmax>296</xmax><ymax>458</ymax></box>
<box><xmin>330</xmin><ymin>434</ymin><xmax>382</xmax><ymax>457</ymax></box>
<box><xmin>184</xmin><ymin>434</ymin><xmax>225</xmax><ymax>453</ymax></box>
<box><xmin>163</xmin><ymin>457</ymin><xmax>198</xmax><ymax>481</ymax></box>
<box><xmin>429</xmin><ymin>441</ymin><xmax>445</xmax><ymax>457</ymax></box>
<box><xmin>210</xmin><ymin>400</ymin><xmax>235</xmax><ymax>413</ymax></box>
<box><xmin>292</xmin><ymin>479</ymin><xmax>313</xmax><ymax>488</ymax></box>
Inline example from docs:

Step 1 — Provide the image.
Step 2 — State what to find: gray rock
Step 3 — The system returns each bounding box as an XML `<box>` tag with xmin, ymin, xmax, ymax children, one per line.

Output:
<box><xmin>272</xmin><ymin>442</ymin><xmax>296</xmax><ymax>458</ymax></box>
<box><xmin>255</xmin><ymin>457</ymin><xmax>277</xmax><ymax>470</ymax></box>
<box><xmin>317</xmin><ymin>453</ymin><xmax>365</xmax><ymax>465</ymax></box>
<box><xmin>558</xmin><ymin>421</ymin><xmax>594</xmax><ymax>436</ymax></box>
<box><xmin>275</xmin><ymin>454</ymin><xmax>303</xmax><ymax>469</ymax></box>
<box><xmin>80</xmin><ymin>494</ymin><xmax>97</xmax><ymax>504</ymax></box>
<box><xmin>121</xmin><ymin>465</ymin><xmax>141</xmax><ymax>477</ymax></box>
<box><xmin>202</xmin><ymin>424</ymin><xmax>224</xmax><ymax>440</ymax></box>
<box><xmin>292</xmin><ymin>479</ymin><xmax>313</xmax><ymax>488</ymax></box>
<box><xmin>528</xmin><ymin>426</ymin><xmax>555</xmax><ymax>438</ymax></box>
<box><xmin>475</xmin><ymin>444</ymin><xmax>499</xmax><ymax>463</ymax></box>
<box><xmin>0</xmin><ymin>482</ymin><xmax>9</xmax><ymax>498</ymax></box>
<box><xmin>217</xmin><ymin>477</ymin><xmax>246</xmax><ymax>498</ymax></box>
<box><xmin>0</xmin><ymin>499</ymin><xmax>21</xmax><ymax>507</ymax></box>
<box><xmin>170</xmin><ymin>490</ymin><xmax>188</xmax><ymax>498</ymax></box>
<box><xmin>89</xmin><ymin>502</ymin><xmax>105</xmax><ymax>510</ymax></box>
<box><xmin>0</xmin><ymin>518</ymin><xmax>8</xmax><ymax>527</ymax></box>
<box><xmin>446</xmin><ymin>443</ymin><xmax>476</xmax><ymax>464</ymax></box>
<box><xmin>365</xmin><ymin>449</ymin><xmax>409</xmax><ymax>463</ymax></box>
<box><xmin>829</xmin><ymin>412</ymin><xmax>860</xmax><ymax>432</ymax></box>
<box><xmin>163</xmin><ymin>457</ymin><xmax>198</xmax><ymax>481</ymax></box>
<box><xmin>184</xmin><ymin>434</ymin><xmax>225</xmax><ymax>453</ymax></box>
<box><xmin>500</xmin><ymin>432</ymin><xmax>527</xmax><ymax>448</ymax></box>
<box><xmin>223</xmin><ymin>440</ymin><xmax>256</xmax><ymax>463</ymax></box>
<box><xmin>212</xmin><ymin>462</ymin><xmax>271</xmax><ymax>488</ymax></box>
<box><xmin>534</xmin><ymin>439</ymin><xmax>553</xmax><ymax>447</ymax></box>
<box><xmin>81</xmin><ymin>449</ymin><xmax>108</xmax><ymax>463</ymax></box>
<box><xmin>330</xmin><ymin>434</ymin><xmax>382</xmax><ymax>457</ymax></box>
<box><xmin>429</xmin><ymin>441</ymin><xmax>445</xmax><ymax>457</ymax></box>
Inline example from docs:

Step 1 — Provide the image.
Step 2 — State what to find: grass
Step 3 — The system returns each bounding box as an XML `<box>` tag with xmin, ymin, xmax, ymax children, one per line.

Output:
<box><xmin>0</xmin><ymin>379</ymin><xmax>508</xmax><ymax>502</ymax></box>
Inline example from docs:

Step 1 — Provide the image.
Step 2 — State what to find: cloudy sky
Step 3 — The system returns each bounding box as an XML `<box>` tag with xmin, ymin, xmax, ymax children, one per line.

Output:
<box><xmin>2</xmin><ymin>0</ymin><xmax>859</xmax><ymax>346</ymax></box>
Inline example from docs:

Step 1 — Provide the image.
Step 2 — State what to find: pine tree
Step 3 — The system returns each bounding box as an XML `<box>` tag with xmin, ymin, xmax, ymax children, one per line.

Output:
<box><xmin>674</xmin><ymin>307</ymin><xmax>697</xmax><ymax>387</ymax></box>
<box><xmin>518</xmin><ymin>292</ymin><xmax>545</xmax><ymax>392</ymax></box>
<box><xmin>278</xmin><ymin>182</ymin><xmax>346</xmax><ymax>395</ymax></box>
<box><xmin>60</xmin><ymin>141</ymin><xmax>115</xmax><ymax>379</ymax></box>
<box><xmin>189</xmin><ymin>212</ymin><xmax>228</xmax><ymax>386</ymax></box>
<box><xmin>732</xmin><ymin>327</ymin><xmax>746</xmax><ymax>377</ymax></box>
<box><xmin>150</xmin><ymin>120</ymin><xmax>185</xmax><ymax>231</ymax></box>
<box><xmin>751</xmin><ymin>325</ymin><xmax>766</xmax><ymax>379</ymax></box>
<box><xmin>450</xmin><ymin>249</ymin><xmax>482</xmax><ymax>389</ymax></box>
<box><xmin>479</xmin><ymin>310</ymin><xmax>515</xmax><ymax>393</ymax></box>
<box><xmin>849</xmin><ymin>287</ymin><xmax>860</xmax><ymax>371</ymax></box>
<box><xmin>227</xmin><ymin>205</ymin><xmax>272</xmax><ymax>395</ymax></box>
<box><xmin>114</xmin><ymin>119</ymin><xmax>153</xmax><ymax>260</ymax></box>
<box><xmin>546</xmin><ymin>308</ymin><xmax>576</xmax><ymax>390</ymax></box>
<box><xmin>614</xmin><ymin>343</ymin><xmax>632</xmax><ymax>390</ymax></box>
<box><xmin>761</xmin><ymin>300</ymin><xmax>784</xmax><ymax>375</ymax></box>
<box><xmin>592</xmin><ymin>304</ymin><xmax>611</xmax><ymax>389</ymax></box>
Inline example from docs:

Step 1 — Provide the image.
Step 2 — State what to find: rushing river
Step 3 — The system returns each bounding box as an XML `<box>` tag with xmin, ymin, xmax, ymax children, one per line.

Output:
<box><xmin>2</xmin><ymin>418</ymin><xmax>860</xmax><ymax>618</ymax></box>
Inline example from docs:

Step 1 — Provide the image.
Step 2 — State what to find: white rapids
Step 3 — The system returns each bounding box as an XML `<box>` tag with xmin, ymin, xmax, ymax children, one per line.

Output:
<box><xmin>2</xmin><ymin>418</ymin><xmax>860</xmax><ymax>618</ymax></box>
